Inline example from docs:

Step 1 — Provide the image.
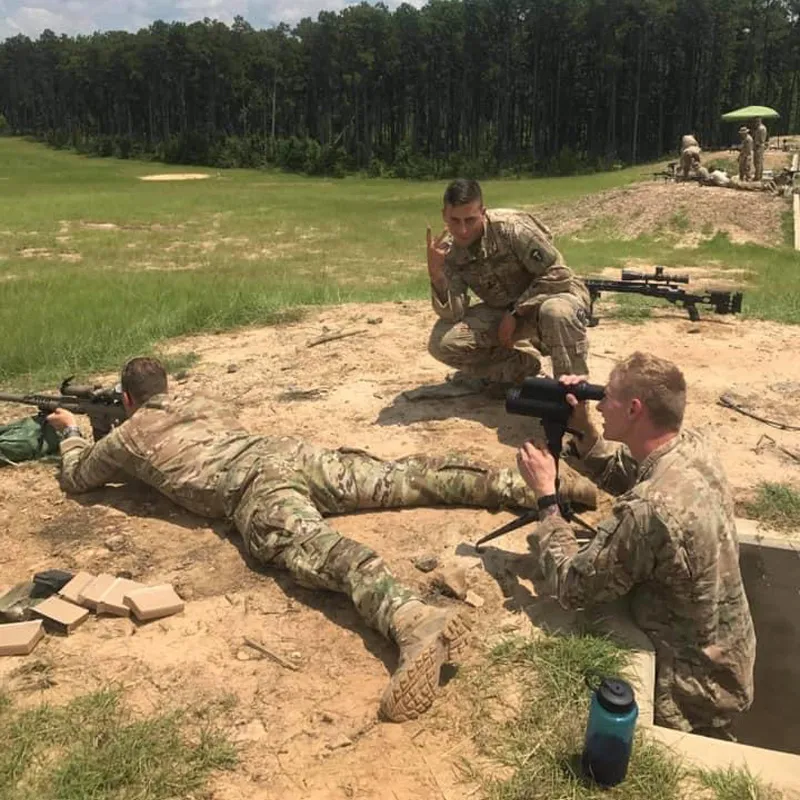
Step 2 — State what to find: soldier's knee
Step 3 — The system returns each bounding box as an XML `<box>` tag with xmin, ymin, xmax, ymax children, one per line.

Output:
<box><xmin>428</xmin><ymin>321</ymin><xmax>464</xmax><ymax>361</ymax></box>
<box><xmin>539</xmin><ymin>297</ymin><xmax>586</xmax><ymax>334</ymax></box>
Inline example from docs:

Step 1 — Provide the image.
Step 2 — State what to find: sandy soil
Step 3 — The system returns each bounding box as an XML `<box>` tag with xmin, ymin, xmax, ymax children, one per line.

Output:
<box><xmin>533</xmin><ymin>148</ymin><xmax>794</xmax><ymax>247</ymax></box>
<box><xmin>1</xmin><ymin>297</ymin><xmax>799</xmax><ymax>799</ymax></box>
<box><xmin>2</xmin><ymin>166</ymin><xmax>799</xmax><ymax>797</ymax></box>
<box><xmin>536</xmin><ymin>180</ymin><xmax>788</xmax><ymax>246</ymax></box>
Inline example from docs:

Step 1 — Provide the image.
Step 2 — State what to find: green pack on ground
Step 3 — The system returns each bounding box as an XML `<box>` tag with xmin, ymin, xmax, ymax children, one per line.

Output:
<box><xmin>0</xmin><ymin>414</ymin><xmax>61</xmax><ymax>466</ymax></box>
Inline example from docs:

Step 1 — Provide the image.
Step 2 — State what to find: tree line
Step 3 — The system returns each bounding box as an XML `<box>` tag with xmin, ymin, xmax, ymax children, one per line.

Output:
<box><xmin>1</xmin><ymin>0</ymin><xmax>799</xmax><ymax>178</ymax></box>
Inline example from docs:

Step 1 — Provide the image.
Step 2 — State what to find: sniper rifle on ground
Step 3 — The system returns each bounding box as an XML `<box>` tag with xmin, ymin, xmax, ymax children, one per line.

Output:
<box><xmin>474</xmin><ymin>377</ymin><xmax>603</xmax><ymax>551</ymax></box>
<box><xmin>0</xmin><ymin>377</ymin><xmax>126</xmax><ymax>441</ymax></box>
<box><xmin>584</xmin><ymin>266</ymin><xmax>743</xmax><ymax>325</ymax></box>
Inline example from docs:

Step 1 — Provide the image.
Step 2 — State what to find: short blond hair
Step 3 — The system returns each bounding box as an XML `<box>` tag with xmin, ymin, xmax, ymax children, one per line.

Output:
<box><xmin>609</xmin><ymin>352</ymin><xmax>686</xmax><ymax>430</ymax></box>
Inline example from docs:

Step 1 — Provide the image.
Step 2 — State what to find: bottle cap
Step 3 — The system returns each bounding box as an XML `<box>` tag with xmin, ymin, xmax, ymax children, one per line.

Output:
<box><xmin>597</xmin><ymin>677</ymin><xmax>636</xmax><ymax>713</ymax></box>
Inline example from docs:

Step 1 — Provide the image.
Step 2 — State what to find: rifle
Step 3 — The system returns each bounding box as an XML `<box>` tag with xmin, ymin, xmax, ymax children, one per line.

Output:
<box><xmin>0</xmin><ymin>376</ymin><xmax>126</xmax><ymax>441</ymax></box>
<box><xmin>474</xmin><ymin>377</ymin><xmax>604</xmax><ymax>551</ymax></box>
<box><xmin>584</xmin><ymin>266</ymin><xmax>743</xmax><ymax>325</ymax></box>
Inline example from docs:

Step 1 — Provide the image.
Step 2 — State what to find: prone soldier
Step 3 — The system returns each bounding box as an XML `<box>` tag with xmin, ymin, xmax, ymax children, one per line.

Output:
<box><xmin>45</xmin><ymin>357</ymin><xmax>596</xmax><ymax>722</ymax></box>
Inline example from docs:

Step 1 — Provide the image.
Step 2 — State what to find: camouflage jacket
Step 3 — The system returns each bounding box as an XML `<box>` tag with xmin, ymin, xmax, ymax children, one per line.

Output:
<box><xmin>530</xmin><ymin>429</ymin><xmax>756</xmax><ymax>731</ymax></box>
<box><xmin>432</xmin><ymin>209</ymin><xmax>589</xmax><ymax>323</ymax></box>
<box><xmin>58</xmin><ymin>393</ymin><xmax>301</xmax><ymax>518</ymax></box>
<box><xmin>740</xmin><ymin>134</ymin><xmax>754</xmax><ymax>157</ymax></box>
<box><xmin>754</xmin><ymin>124</ymin><xmax>768</xmax><ymax>148</ymax></box>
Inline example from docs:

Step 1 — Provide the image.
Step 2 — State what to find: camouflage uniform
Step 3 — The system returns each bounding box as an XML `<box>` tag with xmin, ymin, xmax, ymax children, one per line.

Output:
<box><xmin>527</xmin><ymin>429</ymin><xmax>756</xmax><ymax>733</ymax></box>
<box><xmin>429</xmin><ymin>209</ymin><xmax>591</xmax><ymax>380</ymax></box>
<box><xmin>57</xmin><ymin>393</ymin><xmax>541</xmax><ymax>638</ymax></box>
<box><xmin>679</xmin><ymin>145</ymin><xmax>701</xmax><ymax>178</ymax></box>
<box><xmin>739</xmin><ymin>130</ymin><xmax>754</xmax><ymax>181</ymax></box>
<box><xmin>753</xmin><ymin>121</ymin><xmax>768</xmax><ymax>181</ymax></box>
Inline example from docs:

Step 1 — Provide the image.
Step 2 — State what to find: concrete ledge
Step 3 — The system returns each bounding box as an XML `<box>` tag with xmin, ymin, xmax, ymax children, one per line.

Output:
<box><xmin>649</xmin><ymin>727</ymin><xmax>800</xmax><ymax>797</ymax></box>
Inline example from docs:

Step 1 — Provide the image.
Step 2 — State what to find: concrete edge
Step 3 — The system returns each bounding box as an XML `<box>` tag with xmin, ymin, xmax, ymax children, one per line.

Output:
<box><xmin>591</xmin><ymin>591</ymin><xmax>800</xmax><ymax>793</ymax></box>
<box><xmin>735</xmin><ymin>517</ymin><xmax>799</xmax><ymax>550</ymax></box>
<box><xmin>649</xmin><ymin>726</ymin><xmax>800</xmax><ymax>796</ymax></box>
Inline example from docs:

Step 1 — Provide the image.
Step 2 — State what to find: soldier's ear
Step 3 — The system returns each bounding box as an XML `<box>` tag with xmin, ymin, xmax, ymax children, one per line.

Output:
<box><xmin>627</xmin><ymin>397</ymin><xmax>644</xmax><ymax>420</ymax></box>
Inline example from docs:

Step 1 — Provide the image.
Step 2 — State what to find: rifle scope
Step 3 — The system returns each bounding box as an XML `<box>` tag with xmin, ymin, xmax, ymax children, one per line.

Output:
<box><xmin>506</xmin><ymin>377</ymin><xmax>605</xmax><ymax>425</ymax></box>
<box><xmin>621</xmin><ymin>266</ymin><xmax>689</xmax><ymax>284</ymax></box>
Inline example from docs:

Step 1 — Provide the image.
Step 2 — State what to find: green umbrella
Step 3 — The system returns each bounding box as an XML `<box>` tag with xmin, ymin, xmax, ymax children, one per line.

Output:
<box><xmin>721</xmin><ymin>105</ymin><xmax>780</xmax><ymax>122</ymax></box>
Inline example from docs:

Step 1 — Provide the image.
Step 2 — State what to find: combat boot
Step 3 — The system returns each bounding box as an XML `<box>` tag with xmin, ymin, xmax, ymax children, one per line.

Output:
<box><xmin>380</xmin><ymin>602</ymin><xmax>471</xmax><ymax>723</ymax></box>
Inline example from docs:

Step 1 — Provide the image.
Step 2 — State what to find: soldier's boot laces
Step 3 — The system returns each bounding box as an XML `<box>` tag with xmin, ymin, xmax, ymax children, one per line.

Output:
<box><xmin>380</xmin><ymin>603</ymin><xmax>471</xmax><ymax>723</ymax></box>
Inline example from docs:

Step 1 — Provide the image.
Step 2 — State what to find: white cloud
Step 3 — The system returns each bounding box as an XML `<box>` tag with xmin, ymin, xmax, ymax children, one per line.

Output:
<box><xmin>0</xmin><ymin>0</ymin><xmax>421</xmax><ymax>41</ymax></box>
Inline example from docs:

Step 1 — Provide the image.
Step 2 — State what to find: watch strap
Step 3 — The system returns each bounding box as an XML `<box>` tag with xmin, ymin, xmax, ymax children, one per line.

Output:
<box><xmin>536</xmin><ymin>494</ymin><xmax>559</xmax><ymax>511</ymax></box>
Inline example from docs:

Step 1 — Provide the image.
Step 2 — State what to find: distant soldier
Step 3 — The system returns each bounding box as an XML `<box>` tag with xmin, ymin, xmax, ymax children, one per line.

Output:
<box><xmin>753</xmin><ymin>117</ymin><xmax>768</xmax><ymax>181</ymax></box>
<box><xmin>679</xmin><ymin>134</ymin><xmax>702</xmax><ymax>179</ymax></box>
<box><xmin>738</xmin><ymin>126</ymin><xmax>754</xmax><ymax>181</ymax></box>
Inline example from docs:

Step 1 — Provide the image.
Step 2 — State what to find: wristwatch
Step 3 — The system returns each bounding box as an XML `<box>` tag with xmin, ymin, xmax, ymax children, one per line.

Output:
<box><xmin>58</xmin><ymin>426</ymin><xmax>83</xmax><ymax>441</ymax></box>
<box><xmin>536</xmin><ymin>494</ymin><xmax>559</xmax><ymax>511</ymax></box>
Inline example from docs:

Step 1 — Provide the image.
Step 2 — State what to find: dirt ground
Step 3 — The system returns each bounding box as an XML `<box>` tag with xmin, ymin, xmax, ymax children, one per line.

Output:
<box><xmin>2</xmin><ymin>173</ymin><xmax>800</xmax><ymax>799</ymax></box>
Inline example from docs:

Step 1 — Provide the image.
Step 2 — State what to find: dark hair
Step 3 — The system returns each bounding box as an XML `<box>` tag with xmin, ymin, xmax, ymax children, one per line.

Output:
<box><xmin>443</xmin><ymin>179</ymin><xmax>483</xmax><ymax>208</ymax></box>
<box><xmin>121</xmin><ymin>357</ymin><xmax>168</xmax><ymax>405</ymax></box>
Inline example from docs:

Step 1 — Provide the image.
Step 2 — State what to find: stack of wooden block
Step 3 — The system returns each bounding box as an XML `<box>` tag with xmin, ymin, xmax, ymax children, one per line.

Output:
<box><xmin>0</xmin><ymin>572</ymin><xmax>185</xmax><ymax>656</ymax></box>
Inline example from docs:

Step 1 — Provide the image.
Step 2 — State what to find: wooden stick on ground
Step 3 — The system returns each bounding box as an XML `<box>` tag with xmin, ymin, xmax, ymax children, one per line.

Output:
<box><xmin>243</xmin><ymin>637</ymin><xmax>300</xmax><ymax>671</ymax></box>
<box><xmin>306</xmin><ymin>328</ymin><xmax>366</xmax><ymax>348</ymax></box>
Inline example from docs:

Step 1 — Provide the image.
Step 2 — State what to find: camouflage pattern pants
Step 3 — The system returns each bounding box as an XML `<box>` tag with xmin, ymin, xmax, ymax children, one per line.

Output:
<box><xmin>428</xmin><ymin>300</ymin><xmax>589</xmax><ymax>381</ymax></box>
<box><xmin>231</xmin><ymin>441</ymin><xmax>534</xmax><ymax>638</ymax></box>
<box><xmin>739</xmin><ymin>154</ymin><xmax>753</xmax><ymax>181</ymax></box>
<box><xmin>753</xmin><ymin>147</ymin><xmax>765</xmax><ymax>181</ymax></box>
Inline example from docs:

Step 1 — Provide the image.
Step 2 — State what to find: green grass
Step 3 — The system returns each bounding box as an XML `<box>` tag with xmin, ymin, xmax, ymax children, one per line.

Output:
<box><xmin>457</xmin><ymin>633</ymin><xmax>783</xmax><ymax>800</ymax></box>
<box><xmin>0</xmin><ymin>687</ymin><xmax>236</xmax><ymax>800</ymax></box>
<box><xmin>1</xmin><ymin>136</ymin><xmax>798</xmax><ymax>389</ymax></box>
<box><xmin>0</xmin><ymin>137</ymin><xmax>649</xmax><ymax>388</ymax></box>
<box><xmin>741</xmin><ymin>482</ymin><xmax>800</xmax><ymax>530</ymax></box>
<box><xmin>698</xmin><ymin>766</ymin><xmax>783</xmax><ymax>800</ymax></box>
<box><xmin>459</xmin><ymin>633</ymin><xmax>683</xmax><ymax>800</ymax></box>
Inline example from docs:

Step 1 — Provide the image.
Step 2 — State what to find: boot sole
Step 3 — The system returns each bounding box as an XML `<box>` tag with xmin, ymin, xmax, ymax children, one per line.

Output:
<box><xmin>379</xmin><ymin>612</ymin><xmax>472</xmax><ymax>723</ymax></box>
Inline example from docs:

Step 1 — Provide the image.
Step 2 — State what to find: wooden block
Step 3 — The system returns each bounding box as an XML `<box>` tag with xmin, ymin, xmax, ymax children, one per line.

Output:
<box><xmin>78</xmin><ymin>573</ymin><xmax>117</xmax><ymax>610</ymax></box>
<box><xmin>32</xmin><ymin>596</ymin><xmax>90</xmax><ymax>634</ymax></box>
<box><xmin>59</xmin><ymin>571</ymin><xmax>95</xmax><ymax>605</ymax></box>
<box><xmin>96</xmin><ymin>578</ymin><xmax>144</xmax><ymax>617</ymax></box>
<box><xmin>0</xmin><ymin>620</ymin><xmax>44</xmax><ymax>655</ymax></box>
<box><xmin>123</xmin><ymin>584</ymin><xmax>185</xmax><ymax>622</ymax></box>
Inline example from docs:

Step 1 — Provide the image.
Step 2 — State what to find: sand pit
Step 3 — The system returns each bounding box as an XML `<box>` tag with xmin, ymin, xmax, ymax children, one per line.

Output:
<box><xmin>138</xmin><ymin>173</ymin><xmax>211</xmax><ymax>182</ymax></box>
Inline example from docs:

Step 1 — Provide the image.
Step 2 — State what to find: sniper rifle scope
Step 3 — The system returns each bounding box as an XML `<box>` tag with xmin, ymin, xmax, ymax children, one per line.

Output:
<box><xmin>505</xmin><ymin>377</ymin><xmax>606</xmax><ymax>426</ymax></box>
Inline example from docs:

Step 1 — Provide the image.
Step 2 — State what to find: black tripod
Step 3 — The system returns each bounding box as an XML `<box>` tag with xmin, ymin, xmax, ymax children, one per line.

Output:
<box><xmin>474</xmin><ymin>418</ymin><xmax>597</xmax><ymax>552</ymax></box>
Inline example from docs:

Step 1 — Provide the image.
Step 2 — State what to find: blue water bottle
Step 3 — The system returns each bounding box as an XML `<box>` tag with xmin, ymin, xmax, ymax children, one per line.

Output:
<box><xmin>581</xmin><ymin>676</ymin><xmax>638</xmax><ymax>787</ymax></box>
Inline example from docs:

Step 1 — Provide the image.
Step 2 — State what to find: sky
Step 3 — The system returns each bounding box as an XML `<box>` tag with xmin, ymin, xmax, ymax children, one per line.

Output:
<box><xmin>0</xmin><ymin>0</ymin><xmax>422</xmax><ymax>42</ymax></box>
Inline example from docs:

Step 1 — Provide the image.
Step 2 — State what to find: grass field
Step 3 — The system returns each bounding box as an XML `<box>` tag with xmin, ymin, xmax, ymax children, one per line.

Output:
<box><xmin>1</xmin><ymin>137</ymin><xmax>798</xmax><ymax>388</ymax></box>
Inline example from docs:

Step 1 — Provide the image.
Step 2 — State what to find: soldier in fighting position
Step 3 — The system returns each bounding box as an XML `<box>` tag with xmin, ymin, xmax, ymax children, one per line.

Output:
<box><xmin>426</xmin><ymin>179</ymin><xmax>591</xmax><ymax>384</ymax></box>
<box><xmin>516</xmin><ymin>352</ymin><xmax>755</xmax><ymax>735</ymax></box>
<box><xmin>46</xmin><ymin>356</ymin><xmax>595</xmax><ymax>723</ymax></box>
